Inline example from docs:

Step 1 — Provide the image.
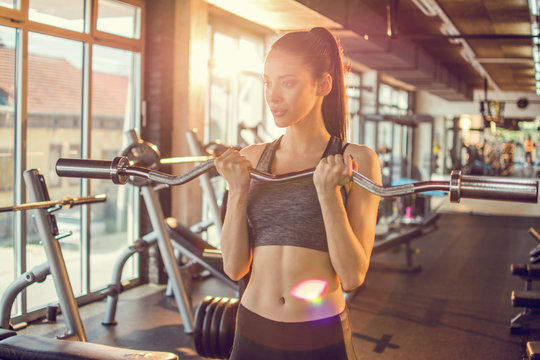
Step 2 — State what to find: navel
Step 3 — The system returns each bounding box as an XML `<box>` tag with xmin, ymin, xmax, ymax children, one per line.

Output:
<box><xmin>279</xmin><ymin>296</ymin><xmax>286</xmax><ymax>305</ymax></box>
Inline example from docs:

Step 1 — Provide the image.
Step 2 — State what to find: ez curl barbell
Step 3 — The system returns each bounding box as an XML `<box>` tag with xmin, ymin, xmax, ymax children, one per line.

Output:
<box><xmin>55</xmin><ymin>156</ymin><xmax>538</xmax><ymax>204</ymax></box>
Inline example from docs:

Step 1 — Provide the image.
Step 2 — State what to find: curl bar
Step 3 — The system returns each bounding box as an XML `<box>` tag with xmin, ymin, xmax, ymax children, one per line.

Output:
<box><xmin>0</xmin><ymin>194</ymin><xmax>107</xmax><ymax>213</ymax></box>
<box><xmin>55</xmin><ymin>156</ymin><xmax>538</xmax><ymax>204</ymax></box>
<box><xmin>121</xmin><ymin>129</ymin><xmax>226</xmax><ymax>169</ymax></box>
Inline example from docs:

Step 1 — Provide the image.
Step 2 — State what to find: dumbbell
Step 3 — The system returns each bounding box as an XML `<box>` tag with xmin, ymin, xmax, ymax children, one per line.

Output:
<box><xmin>194</xmin><ymin>296</ymin><xmax>239</xmax><ymax>359</ymax></box>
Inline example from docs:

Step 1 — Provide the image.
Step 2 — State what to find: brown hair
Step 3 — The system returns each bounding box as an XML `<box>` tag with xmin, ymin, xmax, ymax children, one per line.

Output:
<box><xmin>269</xmin><ymin>27</ymin><xmax>347</xmax><ymax>140</ymax></box>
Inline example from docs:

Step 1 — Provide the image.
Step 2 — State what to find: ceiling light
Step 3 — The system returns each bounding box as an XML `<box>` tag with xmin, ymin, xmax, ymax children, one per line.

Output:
<box><xmin>412</xmin><ymin>0</ymin><xmax>438</xmax><ymax>17</ymax></box>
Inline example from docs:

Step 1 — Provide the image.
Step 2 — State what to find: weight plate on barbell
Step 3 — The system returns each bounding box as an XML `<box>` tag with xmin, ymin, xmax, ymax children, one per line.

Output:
<box><xmin>194</xmin><ymin>296</ymin><xmax>213</xmax><ymax>357</ymax></box>
<box><xmin>202</xmin><ymin>297</ymin><xmax>222</xmax><ymax>359</ymax></box>
<box><xmin>219</xmin><ymin>298</ymin><xmax>239</xmax><ymax>359</ymax></box>
<box><xmin>210</xmin><ymin>297</ymin><xmax>230</xmax><ymax>358</ymax></box>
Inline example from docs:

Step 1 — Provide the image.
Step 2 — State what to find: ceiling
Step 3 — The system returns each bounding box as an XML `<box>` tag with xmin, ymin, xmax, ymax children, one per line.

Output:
<box><xmin>206</xmin><ymin>0</ymin><xmax>537</xmax><ymax>101</ymax></box>
<box><xmin>297</xmin><ymin>0</ymin><xmax>537</xmax><ymax>101</ymax></box>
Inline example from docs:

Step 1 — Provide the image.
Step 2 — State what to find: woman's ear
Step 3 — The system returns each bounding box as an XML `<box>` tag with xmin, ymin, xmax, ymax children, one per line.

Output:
<box><xmin>317</xmin><ymin>73</ymin><xmax>333</xmax><ymax>96</ymax></box>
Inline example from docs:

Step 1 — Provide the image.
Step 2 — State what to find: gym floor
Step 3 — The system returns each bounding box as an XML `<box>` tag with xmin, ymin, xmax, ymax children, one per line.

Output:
<box><xmin>18</xmin><ymin>212</ymin><xmax>540</xmax><ymax>360</ymax></box>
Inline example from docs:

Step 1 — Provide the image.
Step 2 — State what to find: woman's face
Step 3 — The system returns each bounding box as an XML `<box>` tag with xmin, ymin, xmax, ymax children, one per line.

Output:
<box><xmin>263</xmin><ymin>50</ymin><xmax>321</xmax><ymax>128</ymax></box>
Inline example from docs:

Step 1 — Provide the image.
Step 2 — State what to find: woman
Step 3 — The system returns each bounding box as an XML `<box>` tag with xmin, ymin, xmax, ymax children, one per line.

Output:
<box><xmin>215</xmin><ymin>27</ymin><xmax>381</xmax><ymax>360</ymax></box>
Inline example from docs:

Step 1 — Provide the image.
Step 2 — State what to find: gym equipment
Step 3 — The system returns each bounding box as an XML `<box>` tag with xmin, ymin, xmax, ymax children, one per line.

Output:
<box><xmin>526</xmin><ymin>341</ymin><xmax>540</xmax><ymax>360</ymax></box>
<box><xmin>0</xmin><ymin>169</ymin><xmax>106</xmax><ymax>341</ymax></box>
<box><xmin>0</xmin><ymin>328</ymin><xmax>178</xmax><ymax>360</ymax></box>
<box><xmin>509</xmin><ymin>227</ymin><xmax>540</xmax><ymax>334</ymax></box>
<box><xmin>55</xmin><ymin>147</ymin><xmax>539</xmax><ymax>359</ymax></box>
<box><xmin>96</xmin><ymin>130</ymin><xmax>236</xmax><ymax>335</ymax></box>
<box><xmin>193</xmin><ymin>296</ymin><xmax>238</xmax><ymax>359</ymax></box>
<box><xmin>0</xmin><ymin>194</ymin><xmax>106</xmax><ymax>213</ymax></box>
<box><xmin>55</xmin><ymin>156</ymin><xmax>539</xmax><ymax>204</ymax></box>
<box><xmin>0</xmin><ymin>171</ymin><xmax>179</xmax><ymax>359</ymax></box>
<box><xmin>510</xmin><ymin>289</ymin><xmax>540</xmax><ymax>334</ymax></box>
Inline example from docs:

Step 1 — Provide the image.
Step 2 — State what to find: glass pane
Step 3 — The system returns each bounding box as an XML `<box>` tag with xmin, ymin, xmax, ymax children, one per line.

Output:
<box><xmin>29</xmin><ymin>0</ymin><xmax>85</xmax><ymax>32</ymax></box>
<box><xmin>418</xmin><ymin>122</ymin><xmax>433</xmax><ymax>179</ymax></box>
<box><xmin>26</xmin><ymin>32</ymin><xmax>83</xmax><ymax>309</ymax></box>
<box><xmin>364</xmin><ymin>121</ymin><xmax>376</xmax><ymax>150</ymax></box>
<box><xmin>0</xmin><ymin>25</ymin><xmax>16</xmax><ymax>299</ymax></box>
<box><xmin>209</xmin><ymin>32</ymin><xmax>236</xmax><ymax>143</ymax></box>
<box><xmin>238</xmin><ymin>74</ymin><xmax>263</xmax><ymax>131</ymax></box>
<box><xmin>0</xmin><ymin>0</ymin><xmax>15</xmax><ymax>9</ymax></box>
<box><xmin>238</xmin><ymin>37</ymin><xmax>263</xmax><ymax>73</ymax></box>
<box><xmin>398</xmin><ymin>89</ymin><xmax>408</xmax><ymax>110</ymax></box>
<box><xmin>97</xmin><ymin>0</ymin><xmax>141</xmax><ymax>39</ymax></box>
<box><xmin>379</xmin><ymin>83</ymin><xmax>392</xmax><ymax>105</ymax></box>
<box><xmin>90</xmin><ymin>44</ymin><xmax>138</xmax><ymax>291</ymax></box>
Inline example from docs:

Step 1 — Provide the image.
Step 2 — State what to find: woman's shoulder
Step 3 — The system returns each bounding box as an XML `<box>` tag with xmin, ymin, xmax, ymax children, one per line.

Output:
<box><xmin>343</xmin><ymin>143</ymin><xmax>378</xmax><ymax>162</ymax></box>
<box><xmin>240</xmin><ymin>141</ymin><xmax>272</xmax><ymax>167</ymax></box>
<box><xmin>343</xmin><ymin>143</ymin><xmax>381</xmax><ymax>179</ymax></box>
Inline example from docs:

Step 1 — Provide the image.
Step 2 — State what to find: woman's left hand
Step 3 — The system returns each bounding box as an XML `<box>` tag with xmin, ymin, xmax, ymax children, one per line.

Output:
<box><xmin>313</xmin><ymin>154</ymin><xmax>358</xmax><ymax>195</ymax></box>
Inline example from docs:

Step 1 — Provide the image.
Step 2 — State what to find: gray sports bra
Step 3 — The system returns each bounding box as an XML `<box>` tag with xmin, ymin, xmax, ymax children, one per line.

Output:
<box><xmin>246</xmin><ymin>136</ymin><xmax>349</xmax><ymax>252</ymax></box>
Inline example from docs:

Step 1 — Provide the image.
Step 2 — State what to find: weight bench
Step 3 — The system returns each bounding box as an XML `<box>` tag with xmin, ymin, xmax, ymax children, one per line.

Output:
<box><xmin>0</xmin><ymin>328</ymin><xmax>178</xmax><ymax>360</ymax></box>
<box><xmin>165</xmin><ymin>217</ymin><xmax>237</xmax><ymax>290</ymax></box>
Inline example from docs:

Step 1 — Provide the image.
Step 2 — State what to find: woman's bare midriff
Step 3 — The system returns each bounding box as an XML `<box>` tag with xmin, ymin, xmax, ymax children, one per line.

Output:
<box><xmin>240</xmin><ymin>245</ymin><xmax>346</xmax><ymax>322</ymax></box>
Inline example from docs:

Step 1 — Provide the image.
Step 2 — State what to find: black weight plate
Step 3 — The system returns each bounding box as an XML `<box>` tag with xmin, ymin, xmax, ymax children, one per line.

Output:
<box><xmin>202</xmin><ymin>297</ymin><xmax>222</xmax><ymax>359</ymax></box>
<box><xmin>194</xmin><ymin>296</ymin><xmax>213</xmax><ymax>357</ymax></box>
<box><xmin>210</xmin><ymin>298</ymin><xmax>230</xmax><ymax>359</ymax></box>
<box><xmin>219</xmin><ymin>298</ymin><xmax>239</xmax><ymax>359</ymax></box>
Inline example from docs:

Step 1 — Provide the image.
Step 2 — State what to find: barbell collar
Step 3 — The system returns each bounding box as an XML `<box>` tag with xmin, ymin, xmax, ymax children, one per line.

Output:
<box><xmin>110</xmin><ymin>156</ymin><xmax>130</xmax><ymax>185</ymax></box>
<box><xmin>449</xmin><ymin>170</ymin><xmax>462</xmax><ymax>203</ymax></box>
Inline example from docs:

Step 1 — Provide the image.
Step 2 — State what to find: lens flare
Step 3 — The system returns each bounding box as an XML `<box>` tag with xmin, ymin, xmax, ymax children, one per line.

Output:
<box><xmin>289</xmin><ymin>279</ymin><xmax>328</xmax><ymax>303</ymax></box>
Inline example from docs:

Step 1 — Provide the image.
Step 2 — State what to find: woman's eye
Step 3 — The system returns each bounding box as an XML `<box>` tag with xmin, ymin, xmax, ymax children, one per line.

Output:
<box><xmin>283</xmin><ymin>81</ymin><xmax>295</xmax><ymax>88</ymax></box>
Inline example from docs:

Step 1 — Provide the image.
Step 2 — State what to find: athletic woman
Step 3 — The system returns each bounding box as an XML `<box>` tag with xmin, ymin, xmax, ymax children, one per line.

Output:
<box><xmin>215</xmin><ymin>27</ymin><xmax>381</xmax><ymax>360</ymax></box>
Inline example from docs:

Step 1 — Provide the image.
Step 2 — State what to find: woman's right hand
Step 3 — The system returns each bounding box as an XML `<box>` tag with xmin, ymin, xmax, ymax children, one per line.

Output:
<box><xmin>214</xmin><ymin>148</ymin><xmax>252</xmax><ymax>193</ymax></box>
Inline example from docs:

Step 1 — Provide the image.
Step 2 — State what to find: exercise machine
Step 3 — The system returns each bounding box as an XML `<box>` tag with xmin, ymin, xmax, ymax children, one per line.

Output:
<box><xmin>98</xmin><ymin>130</ymin><xmax>236</xmax><ymax>334</ymax></box>
<box><xmin>0</xmin><ymin>169</ymin><xmax>178</xmax><ymax>359</ymax></box>
<box><xmin>510</xmin><ymin>228</ymin><xmax>540</xmax><ymax>334</ymax></box>
<box><xmin>0</xmin><ymin>169</ymin><xmax>106</xmax><ymax>340</ymax></box>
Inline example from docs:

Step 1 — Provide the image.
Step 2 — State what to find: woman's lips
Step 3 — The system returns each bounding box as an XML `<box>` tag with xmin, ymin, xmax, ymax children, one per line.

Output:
<box><xmin>271</xmin><ymin>108</ymin><xmax>287</xmax><ymax>117</ymax></box>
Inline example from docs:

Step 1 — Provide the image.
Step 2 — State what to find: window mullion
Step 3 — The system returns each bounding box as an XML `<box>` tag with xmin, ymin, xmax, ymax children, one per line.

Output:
<box><xmin>13</xmin><ymin>24</ymin><xmax>28</xmax><ymax>317</ymax></box>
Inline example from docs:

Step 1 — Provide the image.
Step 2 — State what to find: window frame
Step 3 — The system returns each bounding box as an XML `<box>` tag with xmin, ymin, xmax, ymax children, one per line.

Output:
<box><xmin>0</xmin><ymin>0</ymin><xmax>145</xmax><ymax>324</ymax></box>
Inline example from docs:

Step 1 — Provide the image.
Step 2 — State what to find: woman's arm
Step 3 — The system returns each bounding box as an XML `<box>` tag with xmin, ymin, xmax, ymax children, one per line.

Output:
<box><xmin>314</xmin><ymin>144</ymin><xmax>381</xmax><ymax>291</ymax></box>
<box><xmin>214</xmin><ymin>145</ymin><xmax>263</xmax><ymax>281</ymax></box>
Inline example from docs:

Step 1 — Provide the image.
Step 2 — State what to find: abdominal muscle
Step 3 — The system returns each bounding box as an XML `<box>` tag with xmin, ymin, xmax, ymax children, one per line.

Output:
<box><xmin>240</xmin><ymin>245</ymin><xmax>346</xmax><ymax>323</ymax></box>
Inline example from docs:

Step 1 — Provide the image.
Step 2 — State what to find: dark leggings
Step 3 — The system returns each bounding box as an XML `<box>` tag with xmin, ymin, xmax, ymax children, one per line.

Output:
<box><xmin>229</xmin><ymin>304</ymin><xmax>357</xmax><ymax>360</ymax></box>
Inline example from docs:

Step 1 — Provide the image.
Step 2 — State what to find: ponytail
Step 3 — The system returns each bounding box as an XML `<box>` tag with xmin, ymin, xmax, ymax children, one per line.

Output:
<box><xmin>270</xmin><ymin>27</ymin><xmax>348</xmax><ymax>140</ymax></box>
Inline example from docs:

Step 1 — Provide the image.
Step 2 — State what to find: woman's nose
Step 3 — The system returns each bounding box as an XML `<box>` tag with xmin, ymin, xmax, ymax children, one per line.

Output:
<box><xmin>267</xmin><ymin>87</ymin><xmax>282</xmax><ymax>104</ymax></box>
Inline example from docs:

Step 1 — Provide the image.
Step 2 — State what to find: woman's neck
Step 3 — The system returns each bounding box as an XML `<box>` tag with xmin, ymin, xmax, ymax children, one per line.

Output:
<box><xmin>281</xmin><ymin>121</ymin><xmax>331</xmax><ymax>155</ymax></box>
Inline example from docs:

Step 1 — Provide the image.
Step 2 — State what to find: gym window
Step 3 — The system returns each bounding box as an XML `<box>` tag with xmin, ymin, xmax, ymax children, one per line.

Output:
<box><xmin>0</xmin><ymin>0</ymin><xmax>144</xmax><ymax>324</ymax></box>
